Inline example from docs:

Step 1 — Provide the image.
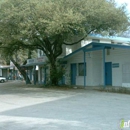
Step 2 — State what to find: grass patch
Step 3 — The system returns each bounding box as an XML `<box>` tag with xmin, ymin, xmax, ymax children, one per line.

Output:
<box><xmin>98</xmin><ymin>86</ymin><xmax>130</xmax><ymax>94</ymax></box>
<box><xmin>41</xmin><ymin>84</ymin><xmax>74</xmax><ymax>90</ymax></box>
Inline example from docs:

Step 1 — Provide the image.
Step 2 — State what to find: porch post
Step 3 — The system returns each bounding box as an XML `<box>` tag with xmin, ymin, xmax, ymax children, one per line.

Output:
<box><xmin>103</xmin><ymin>48</ymin><xmax>106</xmax><ymax>88</ymax></box>
<box><xmin>33</xmin><ymin>65</ymin><xmax>36</xmax><ymax>85</ymax></box>
<box><xmin>26</xmin><ymin>67</ymin><xmax>28</xmax><ymax>84</ymax></box>
<box><xmin>83</xmin><ymin>50</ymin><xmax>86</xmax><ymax>87</ymax></box>
<box><xmin>44</xmin><ymin>67</ymin><xmax>46</xmax><ymax>85</ymax></box>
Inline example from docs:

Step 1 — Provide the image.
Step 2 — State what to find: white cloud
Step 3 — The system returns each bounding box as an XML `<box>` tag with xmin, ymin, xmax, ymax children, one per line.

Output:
<box><xmin>115</xmin><ymin>0</ymin><xmax>130</xmax><ymax>13</ymax></box>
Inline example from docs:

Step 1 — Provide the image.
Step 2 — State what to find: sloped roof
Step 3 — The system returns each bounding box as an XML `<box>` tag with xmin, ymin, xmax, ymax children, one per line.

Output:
<box><xmin>88</xmin><ymin>34</ymin><xmax>130</xmax><ymax>43</ymax></box>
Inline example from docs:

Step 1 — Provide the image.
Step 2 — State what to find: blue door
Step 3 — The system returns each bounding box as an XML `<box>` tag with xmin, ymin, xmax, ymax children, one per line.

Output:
<box><xmin>105</xmin><ymin>62</ymin><xmax>112</xmax><ymax>85</ymax></box>
<box><xmin>71</xmin><ymin>63</ymin><xmax>77</xmax><ymax>85</ymax></box>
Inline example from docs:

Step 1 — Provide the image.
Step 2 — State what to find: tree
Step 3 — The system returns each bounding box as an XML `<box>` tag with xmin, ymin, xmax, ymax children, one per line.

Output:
<box><xmin>0</xmin><ymin>0</ymin><xmax>129</xmax><ymax>85</ymax></box>
<box><xmin>0</xmin><ymin>40</ymin><xmax>37</xmax><ymax>83</ymax></box>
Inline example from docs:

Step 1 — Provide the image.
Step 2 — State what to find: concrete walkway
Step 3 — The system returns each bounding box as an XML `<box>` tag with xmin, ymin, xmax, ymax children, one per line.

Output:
<box><xmin>0</xmin><ymin>81</ymin><xmax>130</xmax><ymax>130</ymax></box>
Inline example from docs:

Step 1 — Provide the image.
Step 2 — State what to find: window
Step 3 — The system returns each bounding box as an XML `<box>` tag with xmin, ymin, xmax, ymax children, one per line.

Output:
<box><xmin>92</xmin><ymin>39</ymin><xmax>100</xmax><ymax>43</ymax></box>
<box><xmin>78</xmin><ymin>63</ymin><xmax>86</xmax><ymax>76</ymax></box>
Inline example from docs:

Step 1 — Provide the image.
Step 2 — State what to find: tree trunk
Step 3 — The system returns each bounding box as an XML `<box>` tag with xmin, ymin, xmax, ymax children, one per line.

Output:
<box><xmin>50</xmin><ymin>60</ymin><xmax>59</xmax><ymax>86</ymax></box>
<box><xmin>10</xmin><ymin>58</ymin><xmax>31</xmax><ymax>84</ymax></box>
<box><xmin>40</xmin><ymin>35</ymin><xmax>63</xmax><ymax>85</ymax></box>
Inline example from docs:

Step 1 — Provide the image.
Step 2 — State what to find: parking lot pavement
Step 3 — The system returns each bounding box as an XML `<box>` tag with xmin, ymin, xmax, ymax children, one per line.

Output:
<box><xmin>0</xmin><ymin>81</ymin><xmax>130</xmax><ymax>130</ymax></box>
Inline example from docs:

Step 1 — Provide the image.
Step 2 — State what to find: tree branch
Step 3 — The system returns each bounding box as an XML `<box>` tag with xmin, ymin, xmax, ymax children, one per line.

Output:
<box><xmin>63</xmin><ymin>28</ymin><xmax>98</xmax><ymax>45</ymax></box>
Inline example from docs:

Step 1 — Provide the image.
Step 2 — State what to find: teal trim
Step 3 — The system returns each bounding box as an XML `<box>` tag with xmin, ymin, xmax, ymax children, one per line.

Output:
<box><xmin>103</xmin><ymin>48</ymin><xmax>106</xmax><ymax>88</ymax></box>
<box><xmin>85</xmin><ymin>47</ymin><xmax>104</xmax><ymax>52</ymax></box>
<box><xmin>26</xmin><ymin>68</ymin><xmax>28</xmax><ymax>84</ymax></box>
<box><xmin>105</xmin><ymin>62</ymin><xmax>112</xmax><ymax>85</ymax></box>
<box><xmin>44</xmin><ymin>68</ymin><xmax>46</xmax><ymax>85</ymax></box>
<box><xmin>71</xmin><ymin>63</ymin><xmax>77</xmax><ymax>85</ymax></box>
<box><xmin>83</xmin><ymin>51</ymin><xmax>86</xmax><ymax>87</ymax></box>
<box><xmin>92</xmin><ymin>42</ymin><xmax>130</xmax><ymax>49</ymax></box>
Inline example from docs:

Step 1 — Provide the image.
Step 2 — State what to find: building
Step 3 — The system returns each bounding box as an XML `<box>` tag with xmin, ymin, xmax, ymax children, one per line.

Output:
<box><xmin>63</xmin><ymin>35</ymin><xmax>130</xmax><ymax>87</ymax></box>
<box><xmin>23</xmin><ymin>35</ymin><xmax>130</xmax><ymax>87</ymax></box>
<box><xmin>21</xmin><ymin>56</ymin><xmax>47</xmax><ymax>84</ymax></box>
<box><xmin>0</xmin><ymin>64</ymin><xmax>17</xmax><ymax>80</ymax></box>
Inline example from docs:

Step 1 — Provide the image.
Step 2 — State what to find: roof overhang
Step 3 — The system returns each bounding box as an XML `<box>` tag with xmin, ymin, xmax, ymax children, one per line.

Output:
<box><xmin>21</xmin><ymin>62</ymin><xmax>45</xmax><ymax>68</ymax></box>
<box><xmin>63</xmin><ymin>42</ymin><xmax>130</xmax><ymax>60</ymax></box>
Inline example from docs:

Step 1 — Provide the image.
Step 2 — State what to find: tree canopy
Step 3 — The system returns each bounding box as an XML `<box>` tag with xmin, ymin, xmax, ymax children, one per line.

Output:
<box><xmin>0</xmin><ymin>0</ymin><xmax>129</xmax><ymax>42</ymax></box>
<box><xmin>0</xmin><ymin>0</ymin><xmax>129</xmax><ymax>85</ymax></box>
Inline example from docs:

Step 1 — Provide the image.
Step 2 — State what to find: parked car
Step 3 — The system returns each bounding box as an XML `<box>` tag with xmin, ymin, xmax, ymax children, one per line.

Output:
<box><xmin>0</xmin><ymin>76</ymin><xmax>7</xmax><ymax>83</ymax></box>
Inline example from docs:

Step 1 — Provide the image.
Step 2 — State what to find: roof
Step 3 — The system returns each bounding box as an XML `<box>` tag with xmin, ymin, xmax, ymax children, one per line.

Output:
<box><xmin>21</xmin><ymin>62</ymin><xmax>45</xmax><ymax>67</ymax></box>
<box><xmin>63</xmin><ymin>42</ymin><xmax>130</xmax><ymax>59</ymax></box>
<box><xmin>88</xmin><ymin>34</ymin><xmax>130</xmax><ymax>43</ymax></box>
<box><xmin>0</xmin><ymin>65</ymin><xmax>10</xmax><ymax>69</ymax></box>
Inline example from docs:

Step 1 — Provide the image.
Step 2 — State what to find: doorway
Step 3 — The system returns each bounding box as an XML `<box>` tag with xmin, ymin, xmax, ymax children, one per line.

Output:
<box><xmin>71</xmin><ymin>63</ymin><xmax>77</xmax><ymax>85</ymax></box>
<box><xmin>105</xmin><ymin>62</ymin><xmax>112</xmax><ymax>85</ymax></box>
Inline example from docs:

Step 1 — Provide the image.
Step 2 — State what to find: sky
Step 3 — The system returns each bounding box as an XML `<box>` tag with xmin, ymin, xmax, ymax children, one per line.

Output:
<box><xmin>115</xmin><ymin>0</ymin><xmax>130</xmax><ymax>13</ymax></box>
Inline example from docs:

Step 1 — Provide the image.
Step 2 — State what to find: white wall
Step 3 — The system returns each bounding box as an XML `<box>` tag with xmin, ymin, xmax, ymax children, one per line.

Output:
<box><xmin>65</xmin><ymin>51</ymin><xmax>93</xmax><ymax>86</ymax></box>
<box><xmin>66</xmin><ymin>43</ymin><xmax>81</xmax><ymax>55</ymax></box>
<box><xmin>100</xmin><ymin>39</ymin><xmax>111</xmax><ymax>43</ymax></box>
<box><xmin>105</xmin><ymin>48</ymin><xmax>130</xmax><ymax>87</ymax></box>
<box><xmin>91</xmin><ymin>50</ymin><xmax>103</xmax><ymax>86</ymax></box>
<box><xmin>90</xmin><ymin>48</ymin><xmax>130</xmax><ymax>87</ymax></box>
<box><xmin>81</xmin><ymin>40</ymin><xmax>92</xmax><ymax>47</ymax></box>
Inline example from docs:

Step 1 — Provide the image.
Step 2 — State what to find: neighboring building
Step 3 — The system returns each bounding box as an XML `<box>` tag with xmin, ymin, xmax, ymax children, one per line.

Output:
<box><xmin>0</xmin><ymin>65</ymin><xmax>16</xmax><ymax>80</ymax></box>
<box><xmin>22</xmin><ymin>55</ymin><xmax>47</xmax><ymax>84</ymax></box>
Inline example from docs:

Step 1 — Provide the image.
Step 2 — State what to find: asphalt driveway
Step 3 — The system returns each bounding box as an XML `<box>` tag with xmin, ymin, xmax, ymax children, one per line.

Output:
<box><xmin>0</xmin><ymin>81</ymin><xmax>130</xmax><ymax>130</ymax></box>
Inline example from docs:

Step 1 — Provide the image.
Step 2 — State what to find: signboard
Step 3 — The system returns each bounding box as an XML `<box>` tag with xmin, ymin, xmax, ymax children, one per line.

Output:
<box><xmin>112</xmin><ymin>63</ymin><xmax>119</xmax><ymax>68</ymax></box>
<box><xmin>36</xmin><ymin>57</ymin><xmax>45</xmax><ymax>63</ymax></box>
<box><xmin>27</xmin><ymin>59</ymin><xmax>36</xmax><ymax>64</ymax></box>
<box><xmin>27</xmin><ymin>56</ymin><xmax>47</xmax><ymax>64</ymax></box>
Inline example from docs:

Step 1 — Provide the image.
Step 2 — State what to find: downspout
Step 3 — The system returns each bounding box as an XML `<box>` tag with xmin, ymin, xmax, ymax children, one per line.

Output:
<box><xmin>83</xmin><ymin>50</ymin><xmax>86</xmax><ymax>87</ymax></box>
<box><xmin>103</xmin><ymin>47</ymin><xmax>106</xmax><ymax>88</ymax></box>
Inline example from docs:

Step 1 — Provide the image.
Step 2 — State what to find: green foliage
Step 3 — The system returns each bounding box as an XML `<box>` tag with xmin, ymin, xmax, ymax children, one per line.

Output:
<box><xmin>53</xmin><ymin>64</ymin><xmax>65</xmax><ymax>82</ymax></box>
<box><xmin>0</xmin><ymin>0</ymin><xmax>129</xmax><ymax>42</ymax></box>
<box><xmin>44</xmin><ymin>60</ymin><xmax>66</xmax><ymax>85</ymax></box>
